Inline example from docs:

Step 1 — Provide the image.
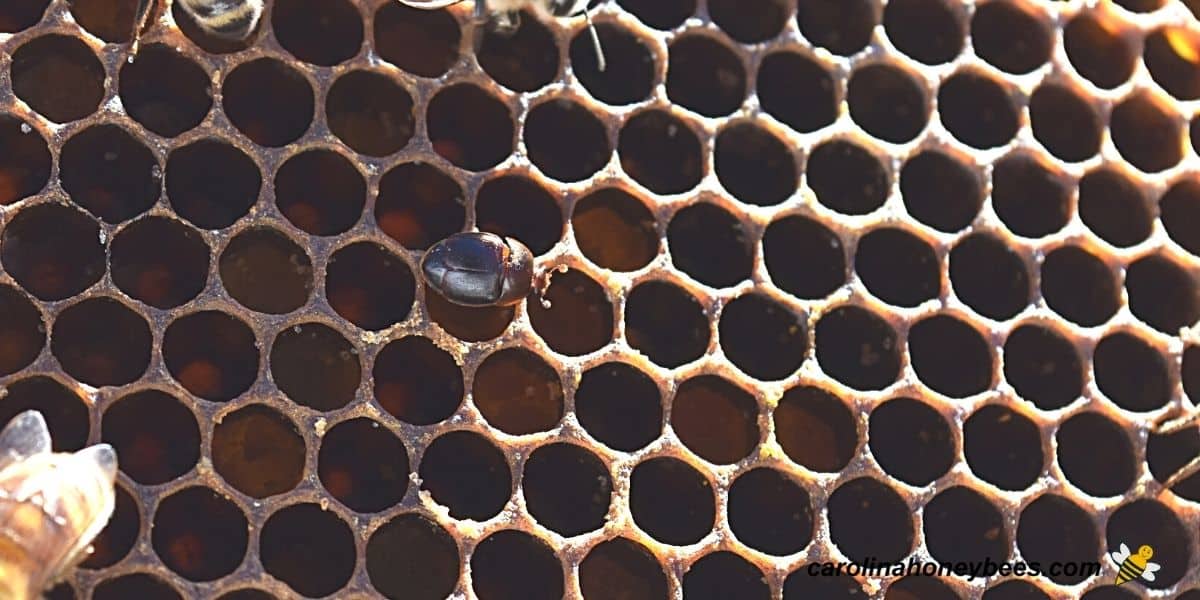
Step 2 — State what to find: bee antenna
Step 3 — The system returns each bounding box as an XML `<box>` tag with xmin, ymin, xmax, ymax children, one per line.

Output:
<box><xmin>583</xmin><ymin>6</ymin><xmax>606</xmax><ymax>72</ymax></box>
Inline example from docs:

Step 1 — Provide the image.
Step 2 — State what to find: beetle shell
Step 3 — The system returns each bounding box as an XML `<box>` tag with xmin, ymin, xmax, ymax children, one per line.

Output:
<box><xmin>421</xmin><ymin>232</ymin><xmax>534</xmax><ymax>307</ymax></box>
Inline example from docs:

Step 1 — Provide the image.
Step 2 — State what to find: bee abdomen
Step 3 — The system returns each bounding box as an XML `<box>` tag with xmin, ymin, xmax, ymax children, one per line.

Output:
<box><xmin>178</xmin><ymin>0</ymin><xmax>263</xmax><ymax>41</ymax></box>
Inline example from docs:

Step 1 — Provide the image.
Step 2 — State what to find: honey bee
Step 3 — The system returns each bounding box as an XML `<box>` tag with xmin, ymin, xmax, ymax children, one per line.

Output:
<box><xmin>1110</xmin><ymin>543</ymin><xmax>1161</xmax><ymax>586</ymax></box>
<box><xmin>399</xmin><ymin>0</ymin><xmax>608</xmax><ymax>71</ymax></box>
<box><xmin>0</xmin><ymin>411</ymin><xmax>118</xmax><ymax>600</ymax></box>
<box><xmin>130</xmin><ymin>0</ymin><xmax>265</xmax><ymax>52</ymax></box>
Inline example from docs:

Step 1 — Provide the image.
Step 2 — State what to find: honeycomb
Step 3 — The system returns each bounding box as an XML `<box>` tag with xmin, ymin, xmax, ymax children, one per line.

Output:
<box><xmin>3</xmin><ymin>0</ymin><xmax>1200</xmax><ymax>598</ymax></box>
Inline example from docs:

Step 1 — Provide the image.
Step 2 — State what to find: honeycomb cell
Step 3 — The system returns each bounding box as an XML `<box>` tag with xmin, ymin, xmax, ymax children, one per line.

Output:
<box><xmin>471</xmin><ymin>530</ymin><xmax>563</xmax><ymax>600</ymax></box>
<box><xmin>1126</xmin><ymin>254</ymin><xmax>1199</xmax><ymax>334</ymax></box>
<box><xmin>426</xmin><ymin>287</ymin><xmax>515</xmax><ymax>342</ymax></box>
<box><xmin>708</xmin><ymin>0</ymin><xmax>788</xmax><ymax>43</ymax></box>
<box><xmin>883</xmin><ymin>0</ymin><xmax>962</xmax><ymax>65</ymax></box>
<box><xmin>152</xmin><ymin>486</ymin><xmax>248</xmax><ymax>581</ymax></box>
<box><xmin>373</xmin><ymin>336</ymin><xmax>463</xmax><ymax>426</ymax></box>
<box><xmin>1016</xmin><ymin>494</ymin><xmax>1101</xmax><ymax>585</ymax></box>
<box><xmin>684</xmin><ymin>552</ymin><xmax>769</xmax><ymax>600</ymax></box>
<box><xmin>427</xmin><ymin>84</ymin><xmax>513</xmax><ymax>171</ymax></box>
<box><xmin>1093</xmin><ymin>332</ymin><xmax>1169</xmax><ymax>412</ymax></box>
<box><xmin>172</xmin><ymin>0</ymin><xmax>257</xmax><ymax>53</ymax></box>
<box><xmin>216</xmin><ymin>591</ymin><xmax>274</xmax><ymax>600</ymax></box>
<box><xmin>2</xmin><ymin>204</ymin><xmax>105</xmax><ymax>301</ymax></box>
<box><xmin>374</xmin><ymin>2</ymin><xmax>460</xmax><ymax>78</ymax></box>
<box><xmin>1040</xmin><ymin>246</ymin><xmax>1118</xmax><ymax>327</ymax></box>
<box><xmin>1064</xmin><ymin>14</ymin><xmax>1135</xmax><ymax>90</ymax></box>
<box><xmin>1107</xmin><ymin>500</ymin><xmax>1190</xmax><ymax>588</ymax></box>
<box><xmin>375</xmin><ymin>162</ymin><xmax>466</xmax><ymax>251</ymax></box>
<box><xmin>720</xmin><ymin>293</ymin><xmax>807</xmax><ymax>380</ymax></box>
<box><xmin>714</xmin><ymin>121</ymin><xmax>797</xmax><ymax>206</ymax></box>
<box><xmin>616</xmin><ymin>0</ymin><xmax>693</xmax><ymax>29</ymax></box>
<box><xmin>1160</xmin><ymin>179</ymin><xmax>1200</xmax><ymax>256</ymax></box>
<box><xmin>964</xmin><ymin>404</ymin><xmax>1043</xmax><ymax>491</ymax></box>
<box><xmin>1110</xmin><ymin>92</ymin><xmax>1182</xmax><ymax>173</ymax></box>
<box><xmin>775</xmin><ymin>386</ymin><xmax>857</xmax><ymax>472</ymax></box>
<box><xmin>528</xmin><ymin>269</ymin><xmax>613</xmax><ymax>356</ymax></box>
<box><xmin>899</xmin><ymin>150</ymin><xmax>981</xmax><ymax>233</ymax></box>
<box><xmin>625</xmin><ymin>280</ymin><xmax>710</xmax><ymax>368</ymax></box>
<box><xmin>419</xmin><ymin>430</ymin><xmax>511</xmax><ymax>520</ymax></box>
<box><xmin>163</xmin><ymin>311</ymin><xmax>258</xmax><ymax>401</ymax></box>
<box><xmin>260</xmin><ymin>504</ymin><xmax>356</xmax><ymax>597</ymax></box>
<box><xmin>10</xmin><ymin>35</ymin><xmax>104</xmax><ymax>123</ymax></box>
<box><xmin>367</xmin><ymin>514</ymin><xmax>460</xmax><ymax>600</ymax></box>
<box><xmin>274</xmin><ymin>149</ymin><xmax>366</xmax><ymax>236</ymax></box>
<box><xmin>827</xmin><ymin>477</ymin><xmax>913</xmax><ymax>562</ymax></box>
<box><xmin>326</xmin><ymin>70</ymin><xmax>415</xmax><ymax>157</ymax></box>
<box><xmin>271</xmin><ymin>323</ymin><xmax>360</xmax><ymax>411</ymax></box>
<box><xmin>869</xmin><ymin>397</ymin><xmax>953</xmax><ymax>486</ymax></box>
<box><xmin>319</xmin><ymin>418</ymin><xmax>409</xmax><ymax>513</ymax></box>
<box><xmin>93</xmin><ymin>574</ymin><xmax>180</xmax><ymax>600</ymax></box>
<box><xmin>571</xmin><ymin>23</ymin><xmax>655</xmax><ymax>106</ymax></box>
<box><xmin>808</xmin><ymin>139</ymin><xmax>889</xmax><ymax>215</ymax></box>
<box><xmin>1057</xmin><ymin>412</ymin><xmax>1134</xmax><ymax>497</ymax></box>
<box><xmin>757</xmin><ymin>51</ymin><xmax>837</xmax><ymax>134</ymax></box>
<box><xmin>0</xmin><ymin>115</ymin><xmax>50</xmax><ymax>205</ymax></box>
<box><xmin>618</xmin><ymin>110</ymin><xmax>703</xmax><ymax>194</ymax></box>
<box><xmin>972</xmin><ymin>2</ymin><xmax>1051</xmax><ymax>74</ymax></box>
<box><xmin>885</xmin><ymin>577</ymin><xmax>960</xmax><ymax>600</ymax></box>
<box><xmin>475</xmin><ymin>175</ymin><xmax>561</xmax><ymax>256</ymax></box>
<box><xmin>102</xmin><ymin>390</ymin><xmax>199</xmax><ymax>485</ymax></box>
<box><xmin>784</xmin><ymin>572</ymin><xmax>868</xmax><ymax>599</ymax></box>
<box><xmin>579</xmin><ymin>539</ymin><xmax>668</xmax><ymax>600</ymax></box>
<box><xmin>763</xmin><ymin>215</ymin><xmax>846</xmax><ymax>299</ymax></box>
<box><xmin>272</xmin><ymin>0</ymin><xmax>363</xmax><ymax>66</ymax></box>
<box><xmin>728</xmin><ymin>468</ymin><xmax>813</xmax><ymax>556</ymax></box>
<box><xmin>81</xmin><ymin>485</ymin><xmax>138</xmax><ymax>569</ymax></box>
<box><xmin>0</xmin><ymin>286</ymin><xmax>42</xmax><ymax>377</ymax></box>
<box><xmin>924</xmin><ymin>486</ymin><xmax>1008</xmax><ymax>563</ymax></box>
<box><xmin>938</xmin><ymin>71</ymin><xmax>1018</xmax><ymax>149</ymax></box>
<box><xmin>165</xmin><ymin>139</ymin><xmax>262</xmax><ymax>230</ymax></box>
<box><xmin>212</xmin><ymin>404</ymin><xmax>305</xmax><ymax>498</ymax></box>
<box><xmin>1029</xmin><ymin>85</ymin><xmax>1100</xmax><ymax>162</ymax></box>
<box><xmin>672</xmin><ymin>375</ymin><xmax>759</xmax><ymax>464</ymax></box>
<box><xmin>52</xmin><ymin>297</ymin><xmax>150</xmax><ymax>387</ymax></box>
<box><xmin>477</xmin><ymin>12</ymin><xmax>558</xmax><ymax>92</ymax></box>
<box><xmin>847</xmin><ymin>63</ymin><xmax>928</xmax><ymax>143</ymax></box>
<box><xmin>910</xmin><ymin>315</ymin><xmax>993</xmax><ymax>398</ymax></box>
<box><xmin>1080</xmin><ymin>587</ymin><xmax>1138</xmax><ymax>600</ymax></box>
<box><xmin>816</xmin><ymin>305</ymin><xmax>900</xmax><ymax>390</ymax></box>
<box><xmin>0</xmin><ymin>0</ymin><xmax>47</xmax><ymax>32</ymax></box>
<box><xmin>524</xmin><ymin>99</ymin><xmax>610</xmax><ymax>182</ymax></box>
<box><xmin>0</xmin><ymin>376</ymin><xmax>87</xmax><ymax>450</ymax></box>
<box><xmin>1001</xmin><ymin>343</ymin><xmax>1071</xmax><ymax>405</ymax></box>
<box><xmin>856</xmin><ymin>227</ymin><xmax>939</xmax><ymax>307</ymax></box>
<box><xmin>1078</xmin><ymin>169</ymin><xmax>1150</xmax><ymax>248</ymax></box>
<box><xmin>326</xmin><ymin>242</ymin><xmax>415</xmax><ymax>331</ymax></box>
<box><xmin>668</xmin><ymin>203</ymin><xmax>752</xmax><ymax>288</ymax></box>
<box><xmin>222</xmin><ymin>58</ymin><xmax>315</xmax><ymax>147</ymax></box>
<box><xmin>474</xmin><ymin>348</ymin><xmax>564</xmax><ymax>435</ymax></box>
<box><xmin>1145</xmin><ymin>27</ymin><xmax>1200</xmax><ymax>100</ymax></box>
<box><xmin>666</xmin><ymin>35</ymin><xmax>746</xmax><ymax>118</ymax></box>
<box><xmin>950</xmin><ymin>233</ymin><xmax>1029</xmax><ymax>321</ymax></box>
<box><xmin>572</xmin><ymin>188</ymin><xmax>658</xmax><ymax>272</ymax></box>
<box><xmin>219</xmin><ymin>228</ymin><xmax>313</xmax><ymax>314</ymax></box>
<box><xmin>119</xmin><ymin>45</ymin><xmax>212</xmax><ymax>138</ymax></box>
<box><xmin>992</xmin><ymin>154</ymin><xmax>1070</xmax><ymax>238</ymax></box>
<box><xmin>575</xmin><ymin>362</ymin><xmax>662</xmax><ymax>452</ymax></box>
<box><xmin>59</xmin><ymin>124</ymin><xmax>160</xmax><ymax>224</ymax></box>
<box><xmin>982</xmin><ymin>581</ymin><xmax>1051</xmax><ymax>600</ymax></box>
<box><xmin>523</xmin><ymin>443</ymin><xmax>612</xmax><ymax>536</ymax></box>
<box><xmin>796</xmin><ymin>0</ymin><xmax>876</xmax><ymax>56</ymax></box>
<box><xmin>110</xmin><ymin>217</ymin><xmax>210</xmax><ymax>309</ymax></box>
<box><xmin>630</xmin><ymin>457</ymin><xmax>714</xmax><ymax>545</ymax></box>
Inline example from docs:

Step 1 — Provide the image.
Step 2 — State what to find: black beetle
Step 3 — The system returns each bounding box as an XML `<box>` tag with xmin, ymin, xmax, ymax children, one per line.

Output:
<box><xmin>420</xmin><ymin>232</ymin><xmax>534</xmax><ymax>307</ymax></box>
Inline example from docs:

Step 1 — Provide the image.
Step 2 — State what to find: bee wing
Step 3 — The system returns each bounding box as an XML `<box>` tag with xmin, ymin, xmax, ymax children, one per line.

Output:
<box><xmin>43</xmin><ymin>444</ymin><xmax>119</xmax><ymax>581</ymax></box>
<box><xmin>1110</xmin><ymin>543</ymin><xmax>1131</xmax><ymax>564</ymax></box>
<box><xmin>0</xmin><ymin>411</ymin><xmax>52</xmax><ymax>470</ymax></box>
<box><xmin>1141</xmin><ymin>562</ymin><xmax>1161</xmax><ymax>582</ymax></box>
<box><xmin>396</xmin><ymin>0</ymin><xmax>467</xmax><ymax>8</ymax></box>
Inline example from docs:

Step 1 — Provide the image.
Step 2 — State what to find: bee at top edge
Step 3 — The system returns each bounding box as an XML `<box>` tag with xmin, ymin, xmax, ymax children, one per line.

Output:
<box><xmin>130</xmin><ymin>0</ymin><xmax>266</xmax><ymax>53</ymax></box>
<box><xmin>0</xmin><ymin>411</ymin><xmax>118</xmax><ymax>600</ymax></box>
<box><xmin>399</xmin><ymin>0</ymin><xmax>609</xmax><ymax>71</ymax></box>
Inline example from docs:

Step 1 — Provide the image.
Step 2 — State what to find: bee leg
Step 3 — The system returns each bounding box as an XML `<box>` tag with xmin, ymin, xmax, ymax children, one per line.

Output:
<box><xmin>1162</xmin><ymin>452</ymin><xmax>1200</xmax><ymax>491</ymax></box>
<box><xmin>129</xmin><ymin>0</ymin><xmax>157</xmax><ymax>58</ymax></box>
<box><xmin>1153</xmin><ymin>406</ymin><xmax>1200</xmax><ymax>491</ymax></box>
<box><xmin>582</xmin><ymin>7</ymin><xmax>606</xmax><ymax>71</ymax></box>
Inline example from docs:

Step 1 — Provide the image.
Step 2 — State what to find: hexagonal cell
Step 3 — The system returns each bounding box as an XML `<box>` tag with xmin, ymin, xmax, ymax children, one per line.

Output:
<box><xmin>272</xmin><ymin>0</ymin><xmax>363</xmax><ymax>66</ymax></box>
<box><xmin>1110</xmin><ymin>92</ymin><xmax>1182</xmax><ymax>173</ymax></box>
<box><xmin>373</xmin><ymin>336</ymin><xmax>463</xmax><ymax>426</ymax></box>
<box><xmin>572</xmin><ymin>188</ymin><xmax>658</xmax><ymax>272</ymax></box>
<box><xmin>727</xmin><ymin>468</ymin><xmax>813</xmax><ymax>556</ymax></box>
<box><xmin>522</xmin><ymin>443</ymin><xmax>612</xmax><ymax>536</ymax></box>
<box><xmin>668</xmin><ymin>203</ymin><xmax>753</xmax><ymax>288</ymax></box>
<box><xmin>271</xmin><ymin>323</ymin><xmax>360</xmax><ymax>411</ymax></box>
<box><xmin>471</xmin><ymin>530</ymin><xmax>563</xmax><ymax>600</ymax></box>
<box><xmin>119</xmin><ymin>44</ymin><xmax>213</xmax><ymax>137</ymax></box>
<box><xmin>366</xmin><ymin>514</ymin><xmax>460</xmax><ymax>600</ymax></box>
<box><xmin>0</xmin><ymin>0</ymin><xmax>48</xmax><ymax>32</ymax></box>
<box><xmin>1003</xmin><ymin>324</ymin><xmax>1082</xmax><ymax>410</ymax></box>
<box><xmin>884</xmin><ymin>0</ymin><xmax>963</xmax><ymax>65</ymax></box>
<box><xmin>110</xmin><ymin>217</ymin><xmax>210</xmax><ymax>309</ymax></box>
<box><xmin>325</xmin><ymin>242</ymin><xmax>415</xmax><ymax>331</ymax></box>
<box><xmin>374</xmin><ymin>2</ymin><xmax>460</xmax><ymax>77</ymax></box>
<box><xmin>763</xmin><ymin>215</ymin><xmax>846</xmax><ymax>300</ymax></box>
<box><xmin>375</xmin><ymin>162</ymin><xmax>466</xmax><ymax>251</ymax></box>
<box><xmin>671</xmin><ymin>375</ymin><xmax>760</xmax><ymax>464</ymax></box>
<box><xmin>618</xmin><ymin>110</ymin><xmax>703</xmax><ymax>195</ymax></box>
<box><xmin>964</xmin><ymin>404</ymin><xmax>1043</xmax><ymax>491</ymax></box>
<box><xmin>938</xmin><ymin>71</ymin><xmax>1018</xmax><ymax>149</ymax></box>
<box><xmin>855</xmin><ymin>227</ymin><xmax>940</xmax><ymax>308</ymax></box>
<box><xmin>808</xmin><ymin>140</ymin><xmax>889</xmax><ymax>215</ymax></box>
<box><xmin>1017</xmin><ymin>494</ymin><xmax>1101</xmax><ymax>585</ymax></box>
<box><xmin>908</xmin><ymin>314</ymin><xmax>994</xmax><ymax>398</ymax></box>
<box><xmin>714</xmin><ymin>121</ymin><xmax>797</xmax><ymax>207</ymax></box>
<box><xmin>869</xmin><ymin>397</ymin><xmax>954</xmax><ymax>486</ymax></box>
<box><xmin>683</xmin><ymin>552</ymin><xmax>769</xmax><ymax>600</ymax></box>
<box><xmin>528</xmin><ymin>268</ymin><xmax>613</xmax><ymax>356</ymax></box>
<box><xmin>575</xmin><ymin>362</ymin><xmax>662</xmax><ymax>452</ymax></box>
<box><xmin>419</xmin><ymin>430</ymin><xmax>511</xmax><ymax>520</ymax></box>
<box><xmin>899</xmin><ymin>150</ymin><xmax>982</xmax><ymax>234</ymax></box>
<box><xmin>970</xmin><ymin>1</ymin><xmax>1051</xmax><ymax>74</ymax></box>
<box><xmin>667</xmin><ymin>34</ymin><xmax>746</xmax><ymax>117</ymax></box>
<box><xmin>152</xmin><ymin>486</ymin><xmax>248</xmax><ymax>581</ymax></box>
<box><xmin>827</xmin><ymin>477</ymin><xmax>913</xmax><ymax>562</ymax></box>
<box><xmin>1029</xmin><ymin>84</ymin><xmax>1101</xmax><ymax>163</ymax></box>
<box><xmin>815</xmin><ymin>306</ymin><xmax>900</xmax><ymax>391</ymax></box>
<box><xmin>0</xmin><ymin>286</ymin><xmax>43</xmax><ymax>377</ymax></box>
<box><xmin>1145</xmin><ymin>27</ymin><xmax>1200</xmax><ymax>101</ymax></box>
<box><xmin>775</xmin><ymin>386</ymin><xmax>858</xmax><ymax>473</ymax></box>
<box><xmin>1078</xmin><ymin>169</ymin><xmax>1151</xmax><ymax>248</ymax></box>
<box><xmin>10</xmin><ymin>34</ymin><xmax>104</xmax><ymax>123</ymax></box>
<box><xmin>212</xmin><ymin>404</ymin><xmax>305</xmax><ymax>498</ymax></box>
<box><xmin>59</xmin><ymin>124</ymin><xmax>161</xmax><ymax>224</ymax></box>
<box><xmin>570</xmin><ymin>23</ymin><xmax>656</xmax><ymax>105</ymax></box>
<box><xmin>992</xmin><ymin>153</ymin><xmax>1070</xmax><ymax>239</ymax></box>
<box><xmin>720</xmin><ymin>293</ymin><xmax>807</xmax><ymax>381</ymax></box>
<box><xmin>163</xmin><ymin>310</ymin><xmax>259</xmax><ymax>401</ymax></box>
<box><xmin>474</xmin><ymin>348</ymin><xmax>563</xmax><ymax>435</ymax></box>
<box><xmin>525</xmin><ymin>99</ymin><xmax>612</xmax><ymax>183</ymax></box>
<box><xmin>52</xmin><ymin>297</ymin><xmax>151</xmax><ymax>387</ymax></box>
<box><xmin>0</xmin><ymin>115</ymin><xmax>51</xmax><ymax>205</ymax></box>
<box><xmin>579</xmin><ymin>539</ymin><xmax>668</xmax><ymax>600</ymax></box>
<box><xmin>0</xmin><ymin>376</ymin><xmax>88</xmax><ymax>450</ymax></box>
<box><xmin>165</xmin><ymin>139</ymin><xmax>262</xmax><ymax>230</ymax></box>
<box><xmin>274</xmin><ymin>149</ymin><xmax>366</xmax><ymax>236</ymax></box>
<box><xmin>1057</xmin><ymin>411</ymin><xmax>1135</xmax><ymax>497</ymax></box>
<box><xmin>1126</xmin><ymin>254</ymin><xmax>1199</xmax><ymax>335</ymax></box>
<box><xmin>477</xmin><ymin>11</ymin><xmax>558</xmax><ymax>92</ymax></box>
<box><xmin>319</xmin><ymin>418</ymin><xmax>410</xmax><ymax>512</ymax></box>
<box><xmin>260</xmin><ymin>503</ymin><xmax>356</xmax><ymax>597</ymax></box>
<box><xmin>924</xmin><ymin>486</ymin><xmax>1008</xmax><ymax>563</ymax></box>
<box><xmin>1106</xmin><ymin>500</ymin><xmax>1191</xmax><ymax>589</ymax></box>
<box><xmin>630</xmin><ymin>456</ymin><xmax>715</xmax><ymax>545</ymax></box>
<box><xmin>219</xmin><ymin>228</ymin><xmax>314</xmax><ymax>314</ymax></box>
<box><xmin>222</xmin><ymin>58</ymin><xmax>315</xmax><ymax>147</ymax></box>
<box><xmin>625</xmin><ymin>280</ymin><xmax>710</xmax><ymax>368</ymax></box>
<box><xmin>1160</xmin><ymin>179</ymin><xmax>1200</xmax><ymax>257</ymax></box>
<box><xmin>847</xmin><ymin>63</ymin><xmax>928</xmax><ymax>143</ymax></box>
<box><xmin>1093</xmin><ymin>331</ymin><xmax>1169</xmax><ymax>412</ymax></box>
<box><xmin>1040</xmin><ymin>246</ymin><xmax>1118</xmax><ymax>328</ymax></box>
<box><xmin>796</xmin><ymin>0</ymin><xmax>877</xmax><ymax>56</ymax></box>
<box><xmin>475</xmin><ymin>177</ymin><xmax>562</xmax><ymax>257</ymax></box>
<box><xmin>1064</xmin><ymin>13</ymin><xmax>1135</xmax><ymax>90</ymax></box>
<box><xmin>950</xmin><ymin>233</ymin><xmax>1030</xmax><ymax>321</ymax></box>
<box><xmin>326</xmin><ymin>70</ymin><xmax>415</xmax><ymax>157</ymax></box>
<box><xmin>427</xmin><ymin>84</ymin><xmax>513</xmax><ymax>171</ymax></box>
<box><xmin>102</xmin><ymin>390</ymin><xmax>200</xmax><ymax>485</ymax></box>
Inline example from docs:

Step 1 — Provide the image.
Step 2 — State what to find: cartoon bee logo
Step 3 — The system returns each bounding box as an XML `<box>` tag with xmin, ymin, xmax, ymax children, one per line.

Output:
<box><xmin>1110</xmin><ymin>542</ymin><xmax>1161</xmax><ymax>586</ymax></box>
<box><xmin>0</xmin><ymin>411</ymin><xmax>118</xmax><ymax>600</ymax></box>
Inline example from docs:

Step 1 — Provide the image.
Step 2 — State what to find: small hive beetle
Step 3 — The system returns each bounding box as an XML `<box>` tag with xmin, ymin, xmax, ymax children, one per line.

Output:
<box><xmin>421</xmin><ymin>232</ymin><xmax>535</xmax><ymax>307</ymax></box>
<box><xmin>0</xmin><ymin>411</ymin><xmax>117</xmax><ymax>600</ymax></box>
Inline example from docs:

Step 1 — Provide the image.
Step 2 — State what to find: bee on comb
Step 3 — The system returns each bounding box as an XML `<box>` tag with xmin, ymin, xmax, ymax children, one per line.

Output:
<box><xmin>0</xmin><ymin>411</ymin><xmax>117</xmax><ymax>600</ymax></box>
